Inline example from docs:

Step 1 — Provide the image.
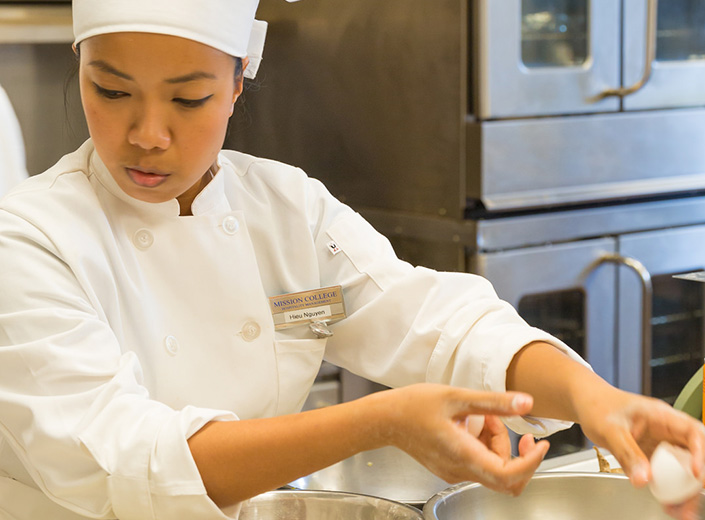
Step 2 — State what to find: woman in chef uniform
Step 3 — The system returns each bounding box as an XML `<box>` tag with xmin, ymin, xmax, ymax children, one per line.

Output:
<box><xmin>0</xmin><ymin>1</ymin><xmax>703</xmax><ymax>519</ymax></box>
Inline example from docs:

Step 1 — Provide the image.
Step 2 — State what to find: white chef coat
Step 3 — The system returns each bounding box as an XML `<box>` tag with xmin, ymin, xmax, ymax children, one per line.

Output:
<box><xmin>0</xmin><ymin>139</ymin><xmax>588</xmax><ymax>519</ymax></box>
<box><xmin>0</xmin><ymin>85</ymin><xmax>28</xmax><ymax>197</ymax></box>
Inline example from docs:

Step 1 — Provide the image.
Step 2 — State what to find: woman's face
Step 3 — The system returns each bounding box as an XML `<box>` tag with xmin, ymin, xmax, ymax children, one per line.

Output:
<box><xmin>79</xmin><ymin>32</ymin><xmax>243</xmax><ymax>210</ymax></box>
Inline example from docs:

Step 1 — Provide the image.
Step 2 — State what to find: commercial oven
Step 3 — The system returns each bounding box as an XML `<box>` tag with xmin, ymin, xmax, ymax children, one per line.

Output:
<box><xmin>229</xmin><ymin>0</ymin><xmax>705</xmax><ymax>455</ymax></box>
<box><xmin>238</xmin><ymin>0</ymin><xmax>705</xmax><ymax>214</ymax></box>
<box><xmin>470</xmin><ymin>198</ymin><xmax>705</xmax><ymax>455</ymax></box>
<box><xmin>479</xmin><ymin>0</ymin><xmax>705</xmax><ymax>118</ymax></box>
<box><xmin>472</xmin><ymin>0</ymin><xmax>705</xmax><ymax>210</ymax></box>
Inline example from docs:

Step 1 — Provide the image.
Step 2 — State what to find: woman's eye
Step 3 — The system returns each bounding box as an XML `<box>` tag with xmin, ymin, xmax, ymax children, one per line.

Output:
<box><xmin>93</xmin><ymin>83</ymin><xmax>128</xmax><ymax>100</ymax></box>
<box><xmin>173</xmin><ymin>95</ymin><xmax>213</xmax><ymax>108</ymax></box>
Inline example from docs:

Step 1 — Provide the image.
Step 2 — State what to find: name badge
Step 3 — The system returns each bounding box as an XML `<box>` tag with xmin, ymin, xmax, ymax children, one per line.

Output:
<box><xmin>269</xmin><ymin>286</ymin><xmax>346</xmax><ymax>337</ymax></box>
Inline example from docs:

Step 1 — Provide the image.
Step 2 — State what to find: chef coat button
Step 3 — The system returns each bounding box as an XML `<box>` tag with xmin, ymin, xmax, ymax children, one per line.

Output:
<box><xmin>222</xmin><ymin>216</ymin><xmax>239</xmax><ymax>235</ymax></box>
<box><xmin>164</xmin><ymin>335</ymin><xmax>179</xmax><ymax>355</ymax></box>
<box><xmin>133</xmin><ymin>229</ymin><xmax>154</xmax><ymax>250</ymax></box>
<box><xmin>239</xmin><ymin>321</ymin><xmax>261</xmax><ymax>342</ymax></box>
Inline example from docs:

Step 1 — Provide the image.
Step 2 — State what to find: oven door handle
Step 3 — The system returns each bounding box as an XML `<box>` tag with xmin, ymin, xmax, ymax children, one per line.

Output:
<box><xmin>586</xmin><ymin>254</ymin><xmax>654</xmax><ymax>396</ymax></box>
<box><xmin>597</xmin><ymin>0</ymin><xmax>658</xmax><ymax>99</ymax></box>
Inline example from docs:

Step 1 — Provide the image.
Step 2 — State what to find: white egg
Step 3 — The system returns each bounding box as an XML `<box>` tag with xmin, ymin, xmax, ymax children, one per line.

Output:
<box><xmin>648</xmin><ymin>442</ymin><xmax>702</xmax><ymax>505</ymax></box>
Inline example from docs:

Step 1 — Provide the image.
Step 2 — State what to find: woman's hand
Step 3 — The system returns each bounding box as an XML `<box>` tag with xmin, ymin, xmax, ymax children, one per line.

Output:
<box><xmin>507</xmin><ymin>341</ymin><xmax>705</xmax><ymax>519</ymax></box>
<box><xmin>575</xmin><ymin>387</ymin><xmax>705</xmax><ymax>520</ymax></box>
<box><xmin>367</xmin><ymin>383</ymin><xmax>549</xmax><ymax>496</ymax></box>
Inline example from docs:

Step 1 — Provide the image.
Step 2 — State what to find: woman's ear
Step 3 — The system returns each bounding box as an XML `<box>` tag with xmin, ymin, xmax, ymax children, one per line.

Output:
<box><xmin>235</xmin><ymin>57</ymin><xmax>249</xmax><ymax>100</ymax></box>
<box><xmin>231</xmin><ymin>57</ymin><xmax>249</xmax><ymax>115</ymax></box>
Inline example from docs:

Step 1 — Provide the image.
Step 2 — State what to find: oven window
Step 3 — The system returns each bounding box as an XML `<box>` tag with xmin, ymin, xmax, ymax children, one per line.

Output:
<box><xmin>656</xmin><ymin>0</ymin><xmax>705</xmax><ymax>62</ymax></box>
<box><xmin>518</xmin><ymin>289</ymin><xmax>586</xmax><ymax>358</ymax></box>
<box><xmin>518</xmin><ymin>289</ymin><xmax>587</xmax><ymax>457</ymax></box>
<box><xmin>650</xmin><ymin>273</ymin><xmax>704</xmax><ymax>404</ymax></box>
<box><xmin>521</xmin><ymin>0</ymin><xmax>589</xmax><ymax>68</ymax></box>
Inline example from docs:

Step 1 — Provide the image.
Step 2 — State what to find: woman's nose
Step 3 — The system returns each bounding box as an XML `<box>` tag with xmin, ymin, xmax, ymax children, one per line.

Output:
<box><xmin>127</xmin><ymin>105</ymin><xmax>171</xmax><ymax>150</ymax></box>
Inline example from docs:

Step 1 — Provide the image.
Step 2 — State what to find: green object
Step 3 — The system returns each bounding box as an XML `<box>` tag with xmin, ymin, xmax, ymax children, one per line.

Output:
<box><xmin>673</xmin><ymin>365</ymin><xmax>703</xmax><ymax>420</ymax></box>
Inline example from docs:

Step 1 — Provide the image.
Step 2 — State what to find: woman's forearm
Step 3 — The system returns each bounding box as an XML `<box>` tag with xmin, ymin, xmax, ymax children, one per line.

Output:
<box><xmin>188</xmin><ymin>394</ymin><xmax>387</xmax><ymax>508</ymax></box>
<box><xmin>505</xmin><ymin>341</ymin><xmax>620</xmax><ymax>422</ymax></box>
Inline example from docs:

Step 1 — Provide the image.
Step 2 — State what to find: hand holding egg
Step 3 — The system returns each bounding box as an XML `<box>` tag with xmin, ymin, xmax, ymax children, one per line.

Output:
<box><xmin>648</xmin><ymin>442</ymin><xmax>703</xmax><ymax>505</ymax></box>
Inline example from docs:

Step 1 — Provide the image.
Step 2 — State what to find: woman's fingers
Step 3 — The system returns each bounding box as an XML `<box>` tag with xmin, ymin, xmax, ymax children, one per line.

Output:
<box><xmin>480</xmin><ymin>415</ymin><xmax>512</xmax><ymax>459</ymax></box>
<box><xmin>449</xmin><ymin>388</ymin><xmax>534</xmax><ymax>418</ymax></box>
<box><xmin>664</xmin><ymin>495</ymin><xmax>701</xmax><ymax>520</ymax></box>
<box><xmin>685</xmin><ymin>425</ymin><xmax>705</xmax><ymax>479</ymax></box>
<box><xmin>503</xmin><ymin>437</ymin><xmax>550</xmax><ymax>495</ymax></box>
<box><xmin>603</xmin><ymin>424</ymin><xmax>651</xmax><ymax>487</ymax></box>
<box><xmin>585</xmin><ymin>397</ymin><xmax>705</xmax><ymax>490</ymax></box>
<box><xmin>517</xmin><ymin>433</ymin><xmax>538</xmax><ymax>455</ymax></box>
<box><xmin>577</xmin><ymin>391</ymin><xmax>705</xmax><ymax>519</ymax></box>
<box><xmin>456</xmin><ymin>434</ymin><xmax>549</xmax><ymax>495</ymax></box>
<box><xmin>380</xmin><ymin>384</ymin><xmax>550</xmax><ymax>495</ymax></box>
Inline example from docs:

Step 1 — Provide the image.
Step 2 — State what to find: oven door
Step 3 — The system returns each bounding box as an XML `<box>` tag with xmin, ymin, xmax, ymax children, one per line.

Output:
<box><xmin>475</xmin><ymin>0</ymin><xmax>620</xmax><ymax>119</ymax></box>
<box><xmin>472</xmin><ymin>238</ymin><xmax>617</xmax><ymax>457</ymax></box>
<box><xmin>473</xmin><ymin>237</ymin><xmax>618</xmax><ymax>385</ymax></box>
<box><xmin>617</xmin><ymin>224</ymin><xmax>705</xmax><ymax>402</ymax></box>
<box><xmin>623</xmin><ymin>0</ymin><xmax>705</xmax><ymax>110</ymax></box>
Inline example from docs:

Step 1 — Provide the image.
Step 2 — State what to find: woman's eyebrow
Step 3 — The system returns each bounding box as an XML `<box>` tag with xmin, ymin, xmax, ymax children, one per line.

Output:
<box><xmin>87</xmin><ymin>61</ymin><xmax>216</xmax><ymax>84</ymax></box>
<box><xmin>164</xmin><ymin>71</ymin><xmax>218</xmax><ymax>84</ymax></box>
<box><xmin>88</xmin><ymin>60</ymin><xmax>134</xmax><ymax>80</ymax></box>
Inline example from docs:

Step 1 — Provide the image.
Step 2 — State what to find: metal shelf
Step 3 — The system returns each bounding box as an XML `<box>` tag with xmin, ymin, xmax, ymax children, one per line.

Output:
<box><xmin>0</xmin><ymin>5</ymin><xmax>72</xmax><ymax>44</ymax></box>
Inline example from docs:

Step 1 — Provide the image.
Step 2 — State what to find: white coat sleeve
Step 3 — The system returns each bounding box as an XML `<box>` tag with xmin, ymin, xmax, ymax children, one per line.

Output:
<box><xmin>0</xmin><ymin>212</ymin><xmax>238</xmax><ymax>519</ymax></box>
<box><xmin>303</xmin><ymin>179</ymin><xmax>590</xmax><ymax>438</ymax></box>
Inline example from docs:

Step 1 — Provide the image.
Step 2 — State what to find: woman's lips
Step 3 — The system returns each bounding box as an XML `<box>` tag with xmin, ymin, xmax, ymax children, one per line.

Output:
<box><xmin>126</xmin><ymin>167</ymin><xmax>170</xmax><ymax>188</ymax></box>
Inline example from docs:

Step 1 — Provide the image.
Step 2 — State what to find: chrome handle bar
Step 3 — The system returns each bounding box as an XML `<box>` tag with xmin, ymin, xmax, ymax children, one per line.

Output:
<box><xmin>585</xmin><ymin>254</ymin><xmax>653</xmax><ymax>396</ymax></box>
<box><xmin>597</xmin><ymin>0</ymin><xmax>658</xmax><ymax>99</ymax></box>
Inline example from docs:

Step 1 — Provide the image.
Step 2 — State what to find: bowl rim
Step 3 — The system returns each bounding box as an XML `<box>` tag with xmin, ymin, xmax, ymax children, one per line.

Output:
<box><xmin>244</xmin><ymin>488</ymin><xmax>425</xmax><ymax>518</ymax></box>
<box><xmin>422</xmin><ymin>471</ymin><xmax>632</xmax><ymax>516</ymax></box>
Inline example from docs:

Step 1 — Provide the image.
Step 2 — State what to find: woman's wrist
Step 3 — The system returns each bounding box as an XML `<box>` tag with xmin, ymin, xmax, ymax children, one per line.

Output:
<box><xmin>353</xmin><ymin>388</ymin><xmax>405</xmax><ymax>450</ymax></box>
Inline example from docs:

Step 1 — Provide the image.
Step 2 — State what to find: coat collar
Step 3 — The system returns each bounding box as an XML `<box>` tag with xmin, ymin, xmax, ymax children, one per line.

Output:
<box><xmin>88</xmin><ymin>141</ymin><xmax>231</xmax><ymax>217</ymax></box>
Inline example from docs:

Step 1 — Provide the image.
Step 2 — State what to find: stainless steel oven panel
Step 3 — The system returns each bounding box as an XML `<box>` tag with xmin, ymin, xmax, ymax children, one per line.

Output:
<box><xmin>234</xmin><ymin>0</ymin><xmax>468</xmax><ymax>219</ymax></box>
<box><xmin>469</xmin><ymin>108</ymin><xmax>705</xmax><ymax>210</ymax></box>
<box><xmin>241</xmin><ymin>0</ymin><xmax>705</xmax><ymax>216</ymax></box>
<box><xmin>475</xmin><ymin>195</ymin><xmax>705</xmax><ymax>252</ymax></box>
<box><xmin>623</xmin><ymin>0</ymin><xmax>705</xmax><ymax>110</ymax></box>
<box><xmin>472</xmin><ymin>238</ymin><xmax>618</xmax><ymax>385</ymax></box>
<box><xmin>475</xmin><ymin>0</ymin><xmax>620</xmax><ymax>119</ymax></box>
<box><xmin>617</xmin><ymin>225</ymin><xmax>705</xmax><ymax>394</ymax></box>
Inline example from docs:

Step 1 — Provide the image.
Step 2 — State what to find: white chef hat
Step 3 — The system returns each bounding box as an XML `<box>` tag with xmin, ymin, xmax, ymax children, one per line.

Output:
<box><xmin>72</xmin><ymin>0</ymin><xmax>298</xmax><ymax>79</ymax></box>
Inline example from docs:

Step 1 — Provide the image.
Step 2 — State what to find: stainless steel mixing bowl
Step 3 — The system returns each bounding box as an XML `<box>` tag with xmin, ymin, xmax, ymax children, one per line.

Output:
<box><xmin>239</xmin><ymin>489</ymin><xmax>424</xmax><ymax>519</ymax></box>
<box><xmin>289</xmin><ymin>446</ymin><xmax>451</xmax><ymax>508</ymax></box>
<box><xmin>424</xmin><ymin>472</ymin><xmax>704</xmax><ymax>520</ymax></box>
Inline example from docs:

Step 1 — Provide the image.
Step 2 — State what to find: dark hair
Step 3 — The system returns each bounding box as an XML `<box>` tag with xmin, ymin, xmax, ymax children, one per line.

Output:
<box><xmin>63</xmin><ymin>47</ymin><xmax>82</xmax><ymax>139</ymax></box>
<box><xmin>234</xmin><ymin>56</ymin><xmax>243</xmax><ymax>80</ymax></box>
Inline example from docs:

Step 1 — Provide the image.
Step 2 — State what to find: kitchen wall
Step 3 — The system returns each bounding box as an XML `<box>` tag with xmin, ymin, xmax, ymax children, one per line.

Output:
<box><xmin>0</xmin><ymin>43</ymin><xmax>87</xmax><ymax>175</ymax></box>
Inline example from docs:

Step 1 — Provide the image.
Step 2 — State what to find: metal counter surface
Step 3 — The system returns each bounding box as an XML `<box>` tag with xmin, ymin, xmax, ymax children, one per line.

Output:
<box><xmin>539</xmin><ymin>448</ymin><xmax>619</xmax><ymax>473</ymax></box>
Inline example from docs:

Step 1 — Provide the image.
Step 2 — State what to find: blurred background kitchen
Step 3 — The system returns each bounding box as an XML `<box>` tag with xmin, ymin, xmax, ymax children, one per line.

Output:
<box><xmin>2</xmin><ymin>0</ymin><xmax>705</xmax><ymax>458</ymax></box>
